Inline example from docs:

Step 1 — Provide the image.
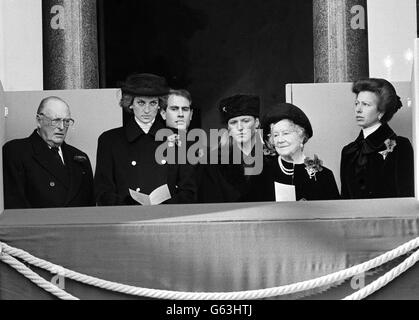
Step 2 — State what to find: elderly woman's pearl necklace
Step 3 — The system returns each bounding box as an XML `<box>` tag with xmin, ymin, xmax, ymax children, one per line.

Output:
<box><xmin>278</xmin><ymin>157</ymin><xmax>294</xmax><ymax>176</ymax></box>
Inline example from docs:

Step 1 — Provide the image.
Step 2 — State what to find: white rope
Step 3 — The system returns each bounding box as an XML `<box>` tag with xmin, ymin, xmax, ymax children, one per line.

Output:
<box><xmin>1</xmin><ymin>237</ymin><xmax>419</xmax><ymax>300</ymax></box>
<box><xmin>343</xmin><ymin>247</ymin><xmax>419</xmax><ymax>300</ymax></box>
<box><xmin>0</xmin><ymin>253</ymin><xmax>79</xmax><ymax>300</ymax></box>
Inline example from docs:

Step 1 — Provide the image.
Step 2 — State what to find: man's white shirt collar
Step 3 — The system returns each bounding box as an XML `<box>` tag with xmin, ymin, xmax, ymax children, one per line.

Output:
<box><xmin>37</xmin><ymin>130</ymin><xmax>65</xmax><ymax>163</ymax></box>
<box><xmin>49</xmin><ymin>145</ymin><xmax>65</xmax><ymax>164</ymax></box>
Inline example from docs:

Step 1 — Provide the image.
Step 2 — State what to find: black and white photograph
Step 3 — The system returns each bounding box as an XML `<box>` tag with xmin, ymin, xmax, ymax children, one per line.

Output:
<box><xmin>1</xmin><ymin>0</ymin><xmax>419</xmax><ymax>305</ymax></box>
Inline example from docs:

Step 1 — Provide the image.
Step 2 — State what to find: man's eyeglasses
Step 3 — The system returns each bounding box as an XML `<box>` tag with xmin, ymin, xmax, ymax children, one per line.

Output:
<box><xmin>37</xmin><ymin>113</ymin><xmax>75</xmax><ymax>128</ymax></box>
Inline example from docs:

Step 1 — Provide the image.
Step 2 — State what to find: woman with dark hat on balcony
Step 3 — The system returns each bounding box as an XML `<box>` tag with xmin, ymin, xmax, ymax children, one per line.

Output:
<box><xmin>197</xmin><ymin>94</ymin><xmax>264</xmax><ymax>203</ymax></box>
<box><xmin>340</xmin><ymin>78</ymin><xmax>414</xmax><ymax>199</ymax></box>
<box><xmin>258</xmin><ymin>103</ymin><xmax>340</xmax><ymax>201</ymax></box>
<box><xmin>94</xmin><ymin>73</ymin><xmax>197</xmax><ymax>206</ymax></box>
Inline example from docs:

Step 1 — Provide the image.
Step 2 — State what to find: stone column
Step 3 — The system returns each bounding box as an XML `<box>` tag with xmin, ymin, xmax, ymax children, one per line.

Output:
<box><xmin>42</xmin><ymin>0</ymin><xmax>99</xmax><ymax>89</ymax></box>
<box><xmin>313</xmin><ymin>0</ymin><xmax>369</xmax><ymax>83</ymax></box>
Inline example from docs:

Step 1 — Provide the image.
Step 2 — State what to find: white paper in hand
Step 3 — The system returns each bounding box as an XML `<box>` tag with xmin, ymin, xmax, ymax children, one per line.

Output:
<box><xmin>274</xmin><ymin>182</ymin><xmax>296</xmax><ymax>202</ymax></box>
<box><xmin>129</xmin><ymin>189</ymin><xmax>150</xmax><ymax>205</ymax></box>
<box><xmin>129</xmin><ymin>184</ymin><xmax>172</xmax><ymax>206</ymax></box>
<box><xmin>149</xmin><ymin>184</ymin><xmax>172</xmax><ymax>205</ymax></box>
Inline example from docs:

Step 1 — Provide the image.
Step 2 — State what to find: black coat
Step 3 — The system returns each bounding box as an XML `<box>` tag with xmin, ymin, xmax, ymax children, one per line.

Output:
<box><xmin>2</xmin><ymin>130</ymin><xmax>94</xmax><ymax>209</ymax></box>
<box><xmin>256</xmin><ymin>155</ymin><xmax>340</xmax><ymax>201</ymax></box>
<box><xmin>340</xmin><ymin>124</ymin><xmax>414</xmax><ymax>199</ymax></box>
<box><xmin>94</xmin><ymin>116</ymin><xmax>197</xmax><ymax>206</ymax></box>
<box><xmin>197</xmin><ymin>144</ymin><xmax>264</xmax><ymax>203</ymax></box>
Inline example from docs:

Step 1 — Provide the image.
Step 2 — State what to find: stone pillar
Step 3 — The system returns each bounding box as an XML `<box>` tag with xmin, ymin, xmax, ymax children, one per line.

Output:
<box><xmin>42</xmin><ymin>0</ymin><xmax>99</xmax><ymax>89</ymax></box>
<box><xmin>313</xmin><ymin>0</ymin><xmax>369</xmax><ymax>83</ymax></box>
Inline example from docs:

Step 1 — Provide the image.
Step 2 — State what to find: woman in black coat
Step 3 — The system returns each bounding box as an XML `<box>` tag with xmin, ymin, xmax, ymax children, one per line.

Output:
<box><xmin>340</xmin><ymin>78</ymin><xmax>414</xmax><ymax>199</ymax></box>
<box><xmin>94</xmin><ymin>74</ymin><xmax>197</xmax><ymax>206</ymax></box>
<box><xmin>258</xmin><ymin>103</ymin><xmax>340</xmax><ymax>201</ymax></box>
<box><xmin>197</xmin><ymin>94</ymin><xmax>264</xmax><ymax>203</ymax></box>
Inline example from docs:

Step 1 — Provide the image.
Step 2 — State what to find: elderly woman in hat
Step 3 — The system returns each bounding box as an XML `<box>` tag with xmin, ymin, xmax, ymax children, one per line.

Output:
<box><xmin>258</xmin><ymin>103</ymin><xmax>340</xmax><ymax>201</ymax></box>
<box><xmin>197</xmin><ymin>94</ymin><xmax>264</xmax><ymax>203</ymax></box>
<box><xmin>94</xmin><ymin>73</ymin><xmax>197</xmax><ymax>206</ymax></box>
<box><xmin>340</xmin><ymin>78</ymin><xmax>414</xmax><ymax>199</ymax></box>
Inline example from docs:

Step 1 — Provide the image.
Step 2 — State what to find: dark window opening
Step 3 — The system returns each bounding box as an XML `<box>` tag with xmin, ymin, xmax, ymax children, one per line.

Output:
<box><xmin>97</xmin><ymin>0</ymin><xmax>314</xmax><ymax>130</ymax></box>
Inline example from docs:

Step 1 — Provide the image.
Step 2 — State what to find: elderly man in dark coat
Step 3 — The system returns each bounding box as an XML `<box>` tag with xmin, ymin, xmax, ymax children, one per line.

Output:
<box><xmin>2</xmin><ymin>96</ymin><xmax>95</xmax><ymax>209</ymax></box>
<box><xmin>94</xmin><ymin>74</ymin><xmax>197</xmax><ymax>206</ymax></box>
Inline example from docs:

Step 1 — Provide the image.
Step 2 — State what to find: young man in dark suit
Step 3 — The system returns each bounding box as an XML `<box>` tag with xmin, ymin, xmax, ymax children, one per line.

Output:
<box><xmin>2</xmin><ymin>96</ymin><xmax>94</xmax><ymax>209</ymax></box>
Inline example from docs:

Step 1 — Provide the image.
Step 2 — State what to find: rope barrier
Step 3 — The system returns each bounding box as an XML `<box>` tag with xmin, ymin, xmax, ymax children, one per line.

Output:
<box><xmin>1</xmin><ymin>237</ymin><xmax>419</xmax><ymax>300</ymax></box>
<box><xmin>0</xmin><ymin>253</ymin><xmax>78</xmax><ymax>300</ymax></box>
<box><xmin>343</xmin><ymin>247</ymin><xmax>419</xmax><ymax>300</ymax></box>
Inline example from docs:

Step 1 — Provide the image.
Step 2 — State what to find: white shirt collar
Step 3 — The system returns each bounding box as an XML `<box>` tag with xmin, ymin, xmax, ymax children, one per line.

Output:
<box><xmin>135</xmin><ymin>117</ymin><xmax>155</xmax><ymax>134</ymax></box>
<box><xmin>49</xmin><ymin>145</ymin><xmax>65</xmax><ymax>164</ymax></box>
<box><xmin>363</xmin><ymin>123</ymin><xmax>382</xmax><ymax>139</ymax></box>
<box><xmin>37</xmin><ymin>130</ymin><xmax>65</xmax><ymax>163</ymax></box>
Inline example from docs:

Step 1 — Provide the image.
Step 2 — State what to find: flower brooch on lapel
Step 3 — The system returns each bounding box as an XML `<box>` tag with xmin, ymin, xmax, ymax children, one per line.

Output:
<box><xmin>304</xmin><ymin>155</ymin><xmax>323</xmax><ymax>181</ymax></box>
<box><xmin>74</xmin><ymin>155</ymin><xmax>88</xmax><ymax>163</ymax></box>
<box><xmin>167</xmin><ymin>134</ymin><xmax>181</xmax><ymax>148</ymax></box>
<box><xmin>379</xmin><ymin>139</ymin><xmax>397</xmax><ymax>160</ymax></box>
<box><xmin>262</xmin><ymin>136</ymin><xmax>277</xmax><ymax>157</ymax></box>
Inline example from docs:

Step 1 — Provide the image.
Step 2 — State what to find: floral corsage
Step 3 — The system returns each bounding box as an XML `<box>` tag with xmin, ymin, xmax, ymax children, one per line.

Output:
<box><xmin>378</xmin><ymin>139</ymin><xmax>397</xmax><ymax>160</ymax></box>
<box><xmin>167</xmin><ymin>134</ymin><xmax>181</xmax><ymax>147</ymax></box>
<box><xmin>74</xmin><ymin>155</ymin><xmax>88</xmax><ymax>162</ymax></box>
<box><xmin>304</xmin><ymin>155</ymin><xmax>323</xmax><ymax>181</ymax></box>
<box><xmin>263</xmin><ymin>136</ymin><xmax>277</xmax><ymax>157</ymax></box>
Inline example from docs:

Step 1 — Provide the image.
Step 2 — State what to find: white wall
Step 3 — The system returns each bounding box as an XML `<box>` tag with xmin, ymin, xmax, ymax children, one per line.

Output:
<box><xmin>287</xmin><ymin>81</ymin><xmax>412</xmax><ymax>191</ymax></box>
<box><xmin>3</xmin><ymin>89</ymin><xmax>123</xmax><ymax>173</ymax></box>
<box><xmin>368</xmin><ymin>0</ymin><xmax>417</xmax><ymax>81</ymax></box>
<box><xmin>0</xmin><ymin>0</ymin><xmax>43</xmax><ymax>91</ymax></box>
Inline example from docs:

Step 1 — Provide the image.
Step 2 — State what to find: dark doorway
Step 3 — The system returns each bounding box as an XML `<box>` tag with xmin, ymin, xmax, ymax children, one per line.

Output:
<box><xmin>98</xmin><ymin>0</ymin><xmax>314</xmax><ymax>130</ymax></box>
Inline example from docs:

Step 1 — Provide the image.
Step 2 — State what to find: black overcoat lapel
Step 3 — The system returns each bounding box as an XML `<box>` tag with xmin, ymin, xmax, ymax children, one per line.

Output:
<box><xmin>62</xmin><ymin>143</ymin><xmax>86</xmax><ymax>205</ymax></box>
<box><xmin>29</xmin><ymin>131</ymin><xmax>70</xmax><ymax>188</ymax></box>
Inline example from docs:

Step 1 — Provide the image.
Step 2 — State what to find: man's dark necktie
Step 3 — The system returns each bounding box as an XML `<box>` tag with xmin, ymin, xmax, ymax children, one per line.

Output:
<box><xmin>51</xmin><ymin>147</ymin><xmax>64</xmax><ymax>166</ymax></box>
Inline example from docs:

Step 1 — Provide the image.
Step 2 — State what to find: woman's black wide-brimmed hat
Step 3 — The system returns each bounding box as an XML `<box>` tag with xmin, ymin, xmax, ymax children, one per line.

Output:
<box><xmin>219</xmin><ymin>94</ymin><xmax>260</xmax><ymax>123</ymax></box>
<box><xmin>119</xmin><ymin>73</ymin><xmax>170</xmax><ymax>97</ymax></box>
<box><xmin>262</xmin><ymin>103</ymin><xmax>313</xmax><ymax>139</ymax></box>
